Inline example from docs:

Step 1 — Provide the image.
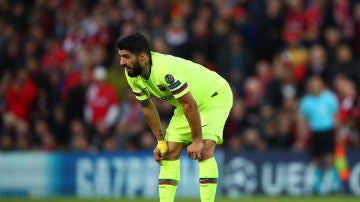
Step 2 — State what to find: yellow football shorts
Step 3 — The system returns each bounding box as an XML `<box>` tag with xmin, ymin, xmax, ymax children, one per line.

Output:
<box><xmin>165</xmin><ymin>85</ymin><xmax>233</xmax><ymax>144</ymax></box>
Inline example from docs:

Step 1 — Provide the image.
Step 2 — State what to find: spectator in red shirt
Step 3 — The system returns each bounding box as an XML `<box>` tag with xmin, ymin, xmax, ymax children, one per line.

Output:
<box><xmin>333</xmin><ymin>75</ymin><xmax>357</xmax><ymax>146</ymax></box>
<box><xmin>85</xmin><ymin>66</ymin><xmax>119</xmax><ymax>128</ymax></box>
<box><xmin>284</xmin><ymin>0</ymin><xmax>306</xmax><ymax>34</ymax></box>
<box><xmin>42</xmin><ymin>38</ymin><xmax>67</xmax><ymax>69</ymax></box>
<box><xmin>60</xmin><ymin>59</ymin><xmax>81</xmax><ymax>101</ymax></box>
<box><xmin>4</xmin><ymin>69</ymin><xmax>37</xmax><ymax>129</ymax></box>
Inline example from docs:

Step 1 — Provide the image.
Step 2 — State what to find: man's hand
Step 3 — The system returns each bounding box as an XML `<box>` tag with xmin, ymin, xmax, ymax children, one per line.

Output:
<box><xmin>187</xmin><ymin>140</ymin><xmax>203</xmax><ymax>160</ymax></box>
<box><xmin>153</xmin><ymin>147</ymin><xmax>163</xmax><ymax>166</ymax></box>
<box><xmin>157</xmin><ymin>140</ymin><xmax>168</xmax><ymax>157</ymax></box>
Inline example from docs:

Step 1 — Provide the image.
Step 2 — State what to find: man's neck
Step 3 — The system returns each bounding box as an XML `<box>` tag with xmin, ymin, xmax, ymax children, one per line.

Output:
<box><xmin>141</xmin><ymin>56</ymin><xmax>152</xmax><ymax>80</ymax></box>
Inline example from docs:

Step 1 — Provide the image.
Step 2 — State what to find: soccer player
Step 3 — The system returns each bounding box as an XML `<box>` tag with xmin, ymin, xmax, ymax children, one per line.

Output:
<box><xmin>116</xmin><ymin>33</ymin><xmax>233</xmax><ymax>202</ymax></box>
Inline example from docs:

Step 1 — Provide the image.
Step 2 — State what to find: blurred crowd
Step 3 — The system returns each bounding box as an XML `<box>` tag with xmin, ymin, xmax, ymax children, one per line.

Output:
<box><xmin>0</xmin><ymin>0</ymin><xmax>360</xmax><ymax>152</ymax></box>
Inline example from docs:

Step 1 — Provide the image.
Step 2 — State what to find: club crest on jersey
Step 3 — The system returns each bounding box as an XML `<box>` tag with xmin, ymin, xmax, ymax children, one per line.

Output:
<box><xmin>165</xmin><ymin>74</ymin><xmax>175</xmax><ymax>84</ymax></box>
<box><xmin>157</xmin><ymin>84</ymin><xmax>166</xmax><ymax>91</ymax></box>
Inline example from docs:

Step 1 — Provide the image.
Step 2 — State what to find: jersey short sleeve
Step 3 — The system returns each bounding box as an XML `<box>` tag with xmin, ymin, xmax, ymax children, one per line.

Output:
<box><xmin>159</xmin><ymin>58</ymin><xmax>190</xmax><ymax>99</ymax></box>
<box><xmin>125</xmin><ymin>74</ymin><xmax>149</xmax><ymax>101</ymax></box>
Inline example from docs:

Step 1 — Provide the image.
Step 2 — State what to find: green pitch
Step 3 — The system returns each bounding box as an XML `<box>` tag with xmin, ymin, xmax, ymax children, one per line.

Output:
<box><xmin>0</xmin><ymin>196</ymin><xmax>359</xmax><ymax>202</ymax></box>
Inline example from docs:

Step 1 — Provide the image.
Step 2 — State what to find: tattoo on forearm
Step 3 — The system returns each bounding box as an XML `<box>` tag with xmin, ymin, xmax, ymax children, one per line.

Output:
<box><xmin>140</xmin><ymin>98</ymin><xmax>150</xmax><ymax>107</ymax></box>
<box><xmin>159</xmin><ymin>129</ymin><xmax>165</xmax><ymax>139</ymax></box>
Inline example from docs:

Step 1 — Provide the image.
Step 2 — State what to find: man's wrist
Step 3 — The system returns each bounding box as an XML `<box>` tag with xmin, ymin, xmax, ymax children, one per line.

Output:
<box><xmin>157</xmin><ymin>136</ymin><xmax>165</xmax><ymax>141</ymax></box>
<box><xmin>157</xmin><ymin>130</ymin><xmax>165</xmax><ymax>141</ymax></box>
<box><xmin>192</xmin><ymin>138</ymin><xmax>202</xmax><ymax>143</ymax></box>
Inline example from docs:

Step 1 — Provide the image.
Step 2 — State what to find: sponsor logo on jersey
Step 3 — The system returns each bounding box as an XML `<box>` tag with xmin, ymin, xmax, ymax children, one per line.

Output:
<box><xmin>157</xmin><ymin>84</ymin><xmax>166</xmax><ymax>91</ymax></box>
<box><xmin>160</xmin><ymin>95</ymin><xmax>172</xmax><ymax>101</ymax></box>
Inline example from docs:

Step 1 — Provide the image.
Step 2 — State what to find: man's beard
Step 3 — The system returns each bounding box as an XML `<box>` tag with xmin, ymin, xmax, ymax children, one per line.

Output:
<box><xmin>125</xmin><ymin>61</ymin><xmax>143</xmax><ymax>77</ymax></box>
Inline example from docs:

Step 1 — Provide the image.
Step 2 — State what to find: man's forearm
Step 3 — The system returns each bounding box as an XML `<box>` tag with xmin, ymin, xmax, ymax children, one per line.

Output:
<box><xmin>140</xmin><ymin>99</ymin><xmax>165</xmax><ymax>140</ymax></box>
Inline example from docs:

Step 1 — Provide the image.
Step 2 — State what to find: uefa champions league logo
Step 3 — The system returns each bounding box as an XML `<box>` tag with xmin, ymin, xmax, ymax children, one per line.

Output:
<box><xmin>222</xmin><ymin>156</ymin><xmax>257</xmax><ymax>196</ymax></box>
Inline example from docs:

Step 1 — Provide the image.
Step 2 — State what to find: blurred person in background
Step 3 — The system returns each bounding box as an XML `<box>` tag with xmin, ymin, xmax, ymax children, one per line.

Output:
<box><xmin>284</xmin><ymin>0</ymin><xmax>305</xmax><ymax>36</ymax></box>
<box><xmin>188</xmin><ymin>3</ymin><xmax>215</xmax><ymax>63</ymax></box>
<box><xmin>218</xmin><ymin>32</ymin><xmax>254</xmax><ymax>94</ymax></box>
<box><xmin>102</xmin><ymin>136</ymin><xmax>118</xmax><ymax>152</ymax></box>
<box><xmin>262</xmin><ymin>120</ymin><xmax>278</xmax><ymax>148</ymax></box>
<box><xmin>41</xmin><ymin>38</ymin><xmax>67</xmax><ymax>70</ymax></box>
<box><xmin>269</xmin><ymin>61</ymin><xmax>300</xmax><ymax>108</ymax></box>
<box><xmin>165</xmin><ymin>18</ymin><xmax>189</xmax><ymax>59</ymax></box>
<box><xmin>60</xmin><ymin>59</ymin><xmax>82</xmax><ymax>102</ymax></box>
<box><xmin>224</xmin><ymin>97</ymin><xmax>248</xmax><ymax>149</ymax></box>
<box><xmin>322</xmin><ymin>0</ymin><xmax>352</xmax><ymax>41</ymax></box>
<box><xmin>190</xmin><ymin>51</ymin><xmax>217</xmax><ymax>72</ymax></box>
<box><xmin>303</xmin><ymin>0</ymin><xmax>326</xmax><ymax>46</ymax></box>
<box><xmin>15</xmin><ymin>122</ymin><xmax>31</xmax><ymax>151</ymax></box>
<box><xmin>3</xmin><ymin>39</ymin><xmax>23</xmax><ymax>74</ymax></box>
<box><xmin>241</xmin><ymin>128</ymin><xmax>266</xmax><ymax>151</ymax></box>
<box><xmin>151</xmin><ymin>36</ymin><xmax>170</xmax><ymax>54</ymax></box>
<box><xmin>256</xmin><ymin>103</ymin><xmax>293</xmax><ymax>149</ymax></box>
<box><xmin>117</xmin><ymin>88</ymin><xmax>146</xmax><ymax>137</ymax></box>
<box><xmin>211</xmin><ymin>17</ymin><xmax>231</xmax><ymax>69</ymax></box>
<box><xmin>4</xmin><ymin>69</ymin><xmax>37</xmax><ymax>137</ymax></box>
<box><xmin>299</xmin><ymin>76</ymin><xmax>340</xmax><ymax>194</ymax></box>
<box><xmin>65</xmin><ymin>68</ymin><xmax>91</xmax><ymax>123</ymax></box>
<box><xmin>139</xmin><ymin>131</ymin><xmax>157</xmax><ymax>151</ymax></box>
<box><xmin>0</xmin><ymin>133</ymin><xmax>13</xmax><ymax>151</ymax></box>
<box><xmin>329</xmin><ymin>43</ymin><xmax>360</xmax><ymax>90</ymax></box>
<box><xmin>112</xmin><ymin>120</ymin><xmax>140</xmax><ymax>151</ymax></box>
<box><xmin>333</xmin><ymin>75</ymin><xmax>357</xmax><ymax>147</ymax></box>
<box><xmin>225</xmin><ymin>132</ymin><xmax>242</xmax><ymax>152</ymax></box>
<box><xmin>31</xmin><ymin>118</ymin><xmax>56</xmax><ymax>151</ymax></box>
<box><xmin>293</xmin><ymin>116</ymin><xmax>311</xmax><ymax>151</ymax></box>
<box><xmin>323</xmin><ymin>27</ymin><xmax>341</xmax><ymax>64</ymax></box>
<box><xmin>255</xmin><ymin>60</ymin><xmax>274</xmax><ymax>88</ymax></box>
<box><xmin>273</xmin><ymin>112</ymin><xmax>294</xmax><ymax>149</ymax></box>
<box><xmin>0</xmin><ymin>71</ymin><xmax>11</xmax><ymax>129</ymax></box>
<box><xmin>276</xmin><ymin>28</ymin><xmax>308</xmax><ymax>85</ymax></box>
<box><xmin>148</xmin><ymin>13</ymin><xmax>166</xmax><ymax>39</ymax></box>
<box><xmin>231</xmin><ymin>2</ymin><xmax>258</xmax><ymax>48</ymax></box>
<box><xmin>49</xmin><ymin>104</ymin><xmax>68</xmax><ymax>149</ymax></box>
<box><xmin>44</xmin><ymin>68</ymin><xmax>64</xmax><ymax>112</ymax></box>
<box><xmin>256</xmin><ymin>0</ymin><xmax>284</xmax><ymax>61</ymax></box>
<box><xmin>26</xmin><ymin>58</ymin><xmax>48</xmax><ymax>94</ymax></box>
<box><xmin>345</xmin><ymin>98</ymin><xmax>360</xmax><ymax>148</ymax></box>
<box><xmin>243</xmin><ymin>77</ymin><xmax>265</xmax><ymax>124</ymax></box>
<box><xmin>69</xmin><ymin>119</ymin><xmax>91</xmax><ymax>151</ymax></box>
<box><xmin>263</xmin><ymin>61</ymin><xmax>285</xmax><ymax>109</ymax></box>
<box><xmin>305</xmin><ymin>44</ymin><xmax>331</xmax><ymax>85</ymax></box>
<box><xmin>85</xmin><ymin>66</ymin><xmax>119</xmax><ymax>150</ymax></box>
<box><xmin>352</xmin><ymin>2</ymin><xmax>360</xmax><ymax>58</ymax></box>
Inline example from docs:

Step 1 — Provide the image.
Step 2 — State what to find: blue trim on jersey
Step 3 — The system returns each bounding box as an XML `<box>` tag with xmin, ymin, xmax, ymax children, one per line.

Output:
<box><xmin>171</xmin><ymin>83</ymin><xmax>188</xmax><ymax>95</ymax></box>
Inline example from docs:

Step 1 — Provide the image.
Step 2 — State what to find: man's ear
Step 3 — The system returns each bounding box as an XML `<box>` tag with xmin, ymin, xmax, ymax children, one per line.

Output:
<box><xmin>140</xmin><ymin>52</ymin><xmax>147</xmax><ymax>63</ymax></box>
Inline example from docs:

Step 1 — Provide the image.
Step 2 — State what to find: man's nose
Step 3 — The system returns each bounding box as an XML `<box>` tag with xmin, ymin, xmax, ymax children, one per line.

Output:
<box><xmin>120</xmin><ymin>58</ymin><xmax>126</xmax><ymax>66</ymax></box>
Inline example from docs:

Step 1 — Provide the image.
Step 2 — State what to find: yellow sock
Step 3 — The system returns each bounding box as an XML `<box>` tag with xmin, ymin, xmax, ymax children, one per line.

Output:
<box><xmin>199</xmin><ymin>157</ymin><xmax>218</xmax><ymax>202</ymax></box>
<box><xmin>159</xmin><ymin>159</ymin><xmax>180</xmax><ymax>202</ymax></box>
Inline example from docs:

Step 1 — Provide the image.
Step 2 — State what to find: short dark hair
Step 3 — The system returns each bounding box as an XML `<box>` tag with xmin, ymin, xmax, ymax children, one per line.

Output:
<box><xmin>116</xmin><ymin>32</ymin><xmax>151</xmax><ymax>56</ymax></box>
